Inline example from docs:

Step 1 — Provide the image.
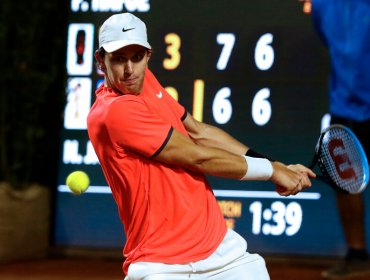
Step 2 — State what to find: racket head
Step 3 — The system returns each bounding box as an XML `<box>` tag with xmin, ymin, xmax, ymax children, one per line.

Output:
<box><xmin>315</xmin><ymin>124</ymin><xmax>369</xmax><ymax>194</ymax></box>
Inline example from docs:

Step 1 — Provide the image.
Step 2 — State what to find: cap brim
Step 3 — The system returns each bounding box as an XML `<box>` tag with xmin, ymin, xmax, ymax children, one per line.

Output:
<box><xmin>101</xmin><ymin>40</ymin><xmax>151</xmax><ymax>53</ymax></box>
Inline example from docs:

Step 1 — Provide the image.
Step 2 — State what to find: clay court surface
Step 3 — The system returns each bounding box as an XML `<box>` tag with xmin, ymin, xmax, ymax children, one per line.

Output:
<box><xmin>1</xmin><ymin>254</ymin><xmax>369</xmax><ymax>280</ymax></box>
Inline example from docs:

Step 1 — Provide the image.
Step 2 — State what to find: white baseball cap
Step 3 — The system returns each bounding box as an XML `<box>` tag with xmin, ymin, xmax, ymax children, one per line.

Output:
<box><xmin>99</xmin><ymin>13</ymin><xmax>151</xmax><ymax>52</ymax></box>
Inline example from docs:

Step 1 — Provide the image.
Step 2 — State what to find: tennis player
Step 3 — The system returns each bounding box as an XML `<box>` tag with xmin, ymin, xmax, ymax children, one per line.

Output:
<box><xmin>87</xmin><ymin>13</ymin><xmax>315</xmax><ymax>280</ymax></box>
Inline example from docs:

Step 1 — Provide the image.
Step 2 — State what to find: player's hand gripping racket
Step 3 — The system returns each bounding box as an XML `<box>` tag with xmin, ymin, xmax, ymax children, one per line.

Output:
<box><xmin>310</xmin><ymin>124</ymin><xmax>369</xmax><ymax>194</ymax></box>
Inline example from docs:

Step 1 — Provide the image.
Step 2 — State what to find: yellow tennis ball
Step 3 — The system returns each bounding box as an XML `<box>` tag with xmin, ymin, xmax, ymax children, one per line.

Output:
<box><xmin>66</xmin><ymin>171</ymin><xmax>90</xmax><ymax>195</ymax></box>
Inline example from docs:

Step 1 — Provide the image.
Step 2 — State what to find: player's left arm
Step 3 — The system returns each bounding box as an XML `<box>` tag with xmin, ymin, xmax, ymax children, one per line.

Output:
<box><xmin>182</xmin><ymin>112</ymin><xmax>315</xmax><ymax>193</ymax></box>
<box><xmin>183</xmin><ymin>112</ymin><xmax>249</xmax><ymax>156</ymax></box>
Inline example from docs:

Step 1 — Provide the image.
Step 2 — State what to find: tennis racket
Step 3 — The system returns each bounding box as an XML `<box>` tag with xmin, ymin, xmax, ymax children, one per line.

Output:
<box><xmin>310</xmin><ymin>124</ymin><xmax>369</xmax><ymax>194</ymax></box>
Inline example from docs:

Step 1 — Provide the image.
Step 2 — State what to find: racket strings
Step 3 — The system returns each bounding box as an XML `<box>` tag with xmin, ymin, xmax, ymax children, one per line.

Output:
<box><xmin>320</xmin><ymin>127</ymin><xmax>365</xmax><ymax>193</ymax></box>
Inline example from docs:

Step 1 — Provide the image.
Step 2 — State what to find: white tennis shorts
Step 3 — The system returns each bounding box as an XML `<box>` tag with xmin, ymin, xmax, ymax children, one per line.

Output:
<box><xmin>125</xmin><ymin>229</ymin><xmax>270</xmax><ymax>280</ymax></box>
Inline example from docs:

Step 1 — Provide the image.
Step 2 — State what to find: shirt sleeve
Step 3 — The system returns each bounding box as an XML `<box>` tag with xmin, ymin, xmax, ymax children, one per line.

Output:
<box><xmin>106</xmin><ymin>96</ymin><xmax>172</xmax><ymax>157</ymax></box>
<box><xmin>163</xmin><ymin>89</ymin><xmax>187</xmax><ymax>122</ymax></box>
<box><xmin>145</xmin><ymin>68</ymin><xmax>187</xmax><ymax>121</ymax></box>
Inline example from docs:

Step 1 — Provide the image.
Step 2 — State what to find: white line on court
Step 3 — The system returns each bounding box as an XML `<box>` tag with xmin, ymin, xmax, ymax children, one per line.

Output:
<box><xmin>213</xmin><ymin>189</ymin><xmax>321</xmax><ymax>200</ymax></box>
<box><xmin>58</xmin><ymin>185</ymin><xmax>321</xmax><ymax>200</ymax></box>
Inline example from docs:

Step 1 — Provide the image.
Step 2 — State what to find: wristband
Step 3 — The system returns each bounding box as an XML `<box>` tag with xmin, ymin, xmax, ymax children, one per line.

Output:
<box><xmin>245</xmin><ymin>149</ymin><xmax>274</xmax><ymax>162</ymax></box>
<box><xmin>240</xmin><ymin>155</ymin><xmax>273</xmax><ymax>181</ymax></box>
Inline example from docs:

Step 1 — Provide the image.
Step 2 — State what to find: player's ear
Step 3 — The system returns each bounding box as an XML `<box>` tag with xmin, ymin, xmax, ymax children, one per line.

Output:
<box><xmin>147</xmin><ymin>49</ymin><xmax>153</xmax><ymax>60</ymax></box>
<box><xmin>95</xmin><ymin>49</ymin><xmax>106</xmax><ymax>72</ymax></box>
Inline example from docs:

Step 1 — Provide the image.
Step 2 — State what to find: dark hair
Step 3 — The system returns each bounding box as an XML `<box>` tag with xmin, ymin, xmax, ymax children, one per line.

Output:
<box><xmin>97</xmin><ymin>47</ymin><xmax>106</xmax><ymax>58</ymax></box>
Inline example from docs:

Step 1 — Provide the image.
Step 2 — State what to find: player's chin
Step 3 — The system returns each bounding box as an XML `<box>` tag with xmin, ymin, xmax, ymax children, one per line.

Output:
<box><xmin>125</xmin><ymin>87</ymin><xmax>141</xmax><ymax>95</ymax></box>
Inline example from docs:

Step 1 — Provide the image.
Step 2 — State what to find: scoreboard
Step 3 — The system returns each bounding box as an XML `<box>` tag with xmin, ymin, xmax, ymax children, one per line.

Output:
<box><xmin>54</xmin><ymin>0</ymin><xmax>370</xmax><ymax>257</ymax></box>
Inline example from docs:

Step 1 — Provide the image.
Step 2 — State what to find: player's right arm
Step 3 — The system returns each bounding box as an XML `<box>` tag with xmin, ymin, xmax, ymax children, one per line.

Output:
<box><xmin>179</xmin><ymin>112</ymin><xmax>314</xmax><ymax>195</ymax></box>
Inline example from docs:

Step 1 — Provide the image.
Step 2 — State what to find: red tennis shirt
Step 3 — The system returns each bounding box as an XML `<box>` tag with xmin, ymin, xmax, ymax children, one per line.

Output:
<box><xmin>87</xmin><ymin>69</ymin><xmax>227</xmax><ymax>274</ymax></box>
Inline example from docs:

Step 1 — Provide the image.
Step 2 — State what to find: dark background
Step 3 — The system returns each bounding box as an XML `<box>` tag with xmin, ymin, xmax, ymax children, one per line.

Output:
<box><xmin>0</xmin><ymin>0</ymin><xmax>68</xmax><ymax>189</ymax></box>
